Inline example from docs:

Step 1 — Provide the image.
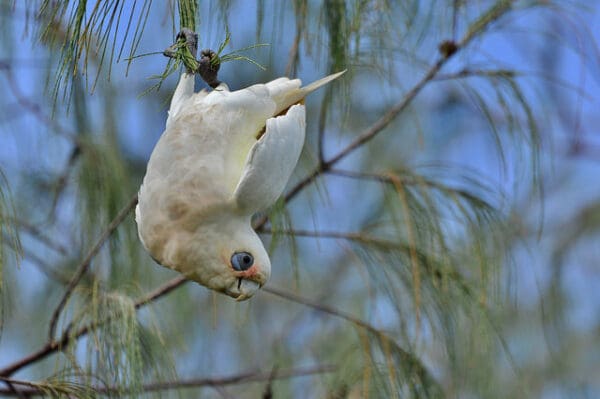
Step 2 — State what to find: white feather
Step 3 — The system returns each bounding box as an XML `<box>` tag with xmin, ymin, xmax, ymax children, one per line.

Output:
<box><xmin>233</xmin><ymin>104</ymin><xmax>306</xmax><ymax>213</ymax></box>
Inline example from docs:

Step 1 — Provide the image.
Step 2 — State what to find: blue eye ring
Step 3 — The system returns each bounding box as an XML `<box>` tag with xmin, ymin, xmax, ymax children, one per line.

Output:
<box><xmin>231</xmin><ymin>252</ymin><xmax>254</xmax><ymax>271</ymax></box>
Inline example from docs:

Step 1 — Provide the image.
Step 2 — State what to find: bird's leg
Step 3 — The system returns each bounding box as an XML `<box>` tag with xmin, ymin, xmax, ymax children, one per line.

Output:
<box><xmin>197</xmin><ymin>49</ymin><xmax>222</xmax><ymax>89</ymax></box>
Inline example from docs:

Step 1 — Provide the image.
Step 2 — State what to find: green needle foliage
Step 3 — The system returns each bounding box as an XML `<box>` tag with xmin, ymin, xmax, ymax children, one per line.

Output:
<box><xmin>0</xmin><ymin>0</ymin><xmax>598</xmax><ymax>397</ymax></box>
<box><xmin>38</xmin><ymin>0</ymin><xmax>155</xmax><ymax>103</ymax></box>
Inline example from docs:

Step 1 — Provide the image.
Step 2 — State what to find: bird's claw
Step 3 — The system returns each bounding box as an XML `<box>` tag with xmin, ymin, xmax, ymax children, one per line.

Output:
<box><xmin>178</xmin><ymin>28</ymin><xmax>198</xmax><ymax>58</ymax></box>
<box><xmin>198</xmin><ymin>49</ymin><xmax>221</xmax><ymax>89</ymax></box>
<box><xmin>163</xmin><ymin>28</ymin><xmax>198</xmax><ymax>70</ymax></box>
<box><xmin>163</xmin><ymin>29</ymin><xmax>222</xmax><ymax>89</ymax></box>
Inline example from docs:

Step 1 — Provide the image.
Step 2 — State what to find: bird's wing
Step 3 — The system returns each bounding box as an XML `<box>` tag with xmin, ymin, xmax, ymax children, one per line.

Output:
<box><xmin>233</xmin><ymin>104</ymin><xmax>305</xmax><ymax>214</ymax></box>
<box><xmin>230</xmin><ymin>71</ymin><xmax>346</xmax><ymax>214</ymax></box>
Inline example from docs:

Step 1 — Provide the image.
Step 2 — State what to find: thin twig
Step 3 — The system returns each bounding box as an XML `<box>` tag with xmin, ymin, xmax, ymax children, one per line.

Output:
<box><xmin>0</xmin><ymin>377</ymin><xmax>40</xmax><ymax>390</ymax></box>
<box><xmin>0</xmin><ymin>365</ymin><xmax>335</xmax><ymax>396</ymax></box>
<box><xmin>1</xmin><ymin>379</ymin><xmax>28</xmax><ymax>399</ymax></box>
<box><xmin>47</xmin><ymin>193</ymin><xmax>139</xmax><ymax>340</ymax></box>
<box><xmin>434</xmin><ymin>68</ymin><xmax>516</xmax><ymax>81</ymax></box>
<box><xmin>259</xmin><ymin>227</ymin><xmax>360</xmax><ymax>240</ymax></box>
<box><xmin>263</xmin><ymin>286</ymin><xmax>380</xmax><ymax>332</ymax></box>
<box><xmin>133</xmin><ymin>274</ymin><xmax>188</xmax><ymax>309</ymax></box>
<box><xmin>327</xmin><ymin>168</ymin><xmax>433</xmax><ymax>188</ymax></box>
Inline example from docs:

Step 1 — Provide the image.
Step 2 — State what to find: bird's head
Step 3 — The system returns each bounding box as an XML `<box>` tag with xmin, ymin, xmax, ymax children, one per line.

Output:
<box><xmin>183</xmin><ymin>218</ymin><xmax>271</xmax><ymax>301</ymax></box>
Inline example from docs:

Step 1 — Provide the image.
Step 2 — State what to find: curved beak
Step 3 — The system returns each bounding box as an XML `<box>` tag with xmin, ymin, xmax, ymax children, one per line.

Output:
<box><xmin>226</xmin><ymin>278</ymin><xmax>261</xmax><ymax>301</ymax></box>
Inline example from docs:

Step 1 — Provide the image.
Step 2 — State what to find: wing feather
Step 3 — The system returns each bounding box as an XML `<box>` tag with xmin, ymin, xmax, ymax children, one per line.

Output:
<box><xmin>233</xmin><ymin>105</ymin><xmax>306</xmax><ymax>214</ymax></box>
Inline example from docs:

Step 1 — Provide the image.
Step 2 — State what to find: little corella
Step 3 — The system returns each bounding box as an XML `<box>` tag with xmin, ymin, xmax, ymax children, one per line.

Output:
<box><xmin>136</xmin><ymin>32</ymin><xmax>344</xmax><ymax>300</ymax></box>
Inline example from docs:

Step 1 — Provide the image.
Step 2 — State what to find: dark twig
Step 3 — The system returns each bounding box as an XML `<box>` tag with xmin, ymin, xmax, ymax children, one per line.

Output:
<box><xmin>133</xmin><ymin>274</ymin><xmax>188</xmax><ymax>309</ymax></box>
<box><xmin>261</xmin><ymin>364</ymin><xmax>278</xmax><ymax>399</ymax></box>
<box><xmin>258</xmin><ymin>227</ymin><xmax>370</xmax><ymax>242</ymax></box>
<box><xmin>0</xmin><ymin>365</ymin><xmax>335</xmax><ymax>396</ymax></box>
<box><xmin>264</xmin><ymin>286</ymin><xmax>382</xmax><ymax>332</ymax></box>
<box><xmin>1</xmin><ymin>380</ymin><xmax>27</xmax><ymax>399</ymax></box>
<box><xmin>47</xmin><ymin>193</ymin><xmax>139</xmax><ymax>341</ymax></box>
<box><xmin>0</xmin><ymin>377</ymin><xmax>40</xmax><ymax>390</ymax></box>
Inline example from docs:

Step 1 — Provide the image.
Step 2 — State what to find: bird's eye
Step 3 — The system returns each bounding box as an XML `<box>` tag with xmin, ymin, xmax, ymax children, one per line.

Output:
<box><xmin>231</xmin><ymin>252</ymin><xmax>254</xmax><ymax>271</ymax></box>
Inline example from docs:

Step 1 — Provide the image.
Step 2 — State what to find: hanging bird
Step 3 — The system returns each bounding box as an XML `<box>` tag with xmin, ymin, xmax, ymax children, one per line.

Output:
<box><xmin>136</xmin><ymin>30</ymin><xmax>344</xmax><ymax>300</ymax></box>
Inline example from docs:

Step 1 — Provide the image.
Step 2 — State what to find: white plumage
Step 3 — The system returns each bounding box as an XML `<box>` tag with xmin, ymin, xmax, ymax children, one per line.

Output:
<box><xmin>136</xmin><ymin>70</ymin><xmax>344</xmax><ymax>300</ymax></box>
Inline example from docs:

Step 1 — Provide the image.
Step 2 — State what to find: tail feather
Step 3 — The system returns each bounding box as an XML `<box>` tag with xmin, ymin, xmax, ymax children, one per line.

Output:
<box><xmin>270</xmin><ymin>70</ymin><xmax>346</xmax><ymax>116</ymax></box>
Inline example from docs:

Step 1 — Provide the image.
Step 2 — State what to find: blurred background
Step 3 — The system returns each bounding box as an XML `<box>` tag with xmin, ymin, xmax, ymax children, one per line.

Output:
<box><xmin>0</xmin><ymin>0</ymin><xmax>599</xmax><ymax>397</ymax></box>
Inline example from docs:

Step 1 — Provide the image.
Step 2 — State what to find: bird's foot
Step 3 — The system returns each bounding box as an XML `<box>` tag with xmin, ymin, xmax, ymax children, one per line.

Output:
<box><xmin>163</xmin><ymin>28</ymin><xmax>198</xmax><ymax>72</ymax></box>
<box><xmin>163</xmin><ymin>29</ymin><xmax>222</xmax><ymax>89</ymax></box>
<box><xmin>198</xmin><ymin>49</ymin><xmax>221</xmax><ymax>89</ymax></box>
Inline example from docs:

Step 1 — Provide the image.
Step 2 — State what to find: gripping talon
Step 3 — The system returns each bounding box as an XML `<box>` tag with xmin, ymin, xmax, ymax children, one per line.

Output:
<box><xmin>179</xmin><ymin>28</ymin><xmax>198</xmax><ymax>59</ymax></box>
<box><xmin>163</xmin><ymin>28</ymin><xmax>198</xmax><ymax>70</ymax></box>
<box><xmin>163</xmin><ymin>29</ymin><xmax>223</xmax><ymax>89</ymax></box>
<box><xmin>198</xmin><ymin>49</ymin><xmax>221</xmax><ymax>89</ymax></box>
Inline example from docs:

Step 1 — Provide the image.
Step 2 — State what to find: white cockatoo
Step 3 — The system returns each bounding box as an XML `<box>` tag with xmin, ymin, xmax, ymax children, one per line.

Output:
<box><xmin>136</xmin><ymin>32</ymin><xmax>344</xmax><ymax>300</ymax></box>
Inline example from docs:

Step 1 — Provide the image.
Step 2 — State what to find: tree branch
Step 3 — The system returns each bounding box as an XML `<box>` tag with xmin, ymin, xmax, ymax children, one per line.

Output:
<box><xmin>133</xmin><ymin>274</ymin><xmax>188</xmax><ymax>309</ymax></box>
<box><xmin>0</xmin><ymin>365</ymin><xmax>335</xmax><ymax>396</ymax></box>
